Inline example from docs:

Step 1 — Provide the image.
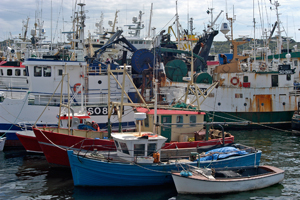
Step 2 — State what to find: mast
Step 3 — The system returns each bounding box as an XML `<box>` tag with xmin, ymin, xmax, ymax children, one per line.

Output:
<box><xmin>271</xmin><ymin>0</ymin><xmax>282</xmax><ymax>54</ymax></box>
<box><xmin>77</xmin><ymin>2</ymin><xmax>85</xmax><ymax>50</ymax></box>
<box><xmin>51</xmin><ymin>0</ymin><xmax>53</xmax><ymax>52</ymax></box>
<box><xmin>253</xmin><ymin>0</ymin><xmax>256</xmax><ymax>65</ymax></box>
<box><xmin>148</xmin><ymin>3</ymin><xmax>153</xmax><ymax>38</ymax></box>
<box><xmin>176</xmin><ymin>0</ymin><xmax>180</xmax><ymax>50</ymax></box>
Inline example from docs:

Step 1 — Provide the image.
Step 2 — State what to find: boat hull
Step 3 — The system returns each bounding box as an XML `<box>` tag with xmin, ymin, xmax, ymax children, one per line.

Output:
<box><xmin>34</xmin><ymin>127</ymin><xmax>235</xmax><ymax>167</ymax></box>
<box><xmin>172</xmin><ymin>166</ymin><xmax>284</xmax><ymax>194</ymax></box>
<box><xmin>0</xmin><ymin>137</ymin><xmax>6</xmax><ymax>151</ymax></box>
<box><xmin>207</xmin><ymin>111</ymin><xmax>294</xmax><ymax>129</ymax></box>
<box><xmin>33</xmin><ymin>128</ymin><xmax>115</xmax><ymax>167</ymax></box>
<box><xmin>291</xmin><ymin>116</ymin><xmax>300</xmax><ymax>131</ymax></box>
<box><xmin>16</xmin><ymin>131</ymin><xmax>43</xmax><ymax>153</ymax></box>
<box><xmin>67</xmin><ymin>150</ymin><xmax>261</xmax><ymax>186</ymax></box>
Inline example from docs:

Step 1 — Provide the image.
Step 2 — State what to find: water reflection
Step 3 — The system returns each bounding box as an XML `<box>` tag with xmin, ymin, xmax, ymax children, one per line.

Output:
<box><xmin>0</xmin><ymin>129</ymin><xmax>300</xmax><ymax>199</ymax></box>
<box><xmin>73</xmin><ymin>185</ymin><xmax>177</xmax><ymax>200</ymax></box>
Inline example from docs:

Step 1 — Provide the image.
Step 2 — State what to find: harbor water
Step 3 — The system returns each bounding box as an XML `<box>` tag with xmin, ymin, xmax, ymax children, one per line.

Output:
<box><xmin>1</xmin><ymin>129</ymin><xmax>300</xmax><ymax>200</ymax></box>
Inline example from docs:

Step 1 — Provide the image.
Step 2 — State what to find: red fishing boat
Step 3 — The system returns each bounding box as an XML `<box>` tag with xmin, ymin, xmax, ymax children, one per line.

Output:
<box><xmin>33</xmin><ymin>108</ymin><xmax>234</xmax><ymax>167</ymax></box>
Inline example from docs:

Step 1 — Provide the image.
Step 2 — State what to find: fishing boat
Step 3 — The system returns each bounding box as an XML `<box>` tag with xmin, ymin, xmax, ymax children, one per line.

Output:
<box><xmin>156</xmin><ymin>9</ymin><xmax>298</xmax><ymax>129</ymax></box>
<box><xmin>32</xmin><ymin>107</ymin><xmax>234</xmax><ymax>167</ymax></box>
<box><xmin>16</xmin><ymin>110</ymin><xmax>98</xmax><ymax>154</ymax></box>
<box><xmin>67</xmin><ymin>126</ymin><xmax>261</xmax><ymax>186</ymax></box>
<box><xmin>0</xmin><ymin>3</ymin><xmax>136</xmax><ymax>147</ymax></box>
<box><xmin>172</xmin><ymin>165</ymin><xmax>284</xmax><ymax>194</ymax></box>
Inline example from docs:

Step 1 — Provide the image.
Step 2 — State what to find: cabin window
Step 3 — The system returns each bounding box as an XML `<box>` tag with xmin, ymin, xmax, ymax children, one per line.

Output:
<box><xmin>139</xmin><ymin>41</ymin><xmax>143</xmax><ymax>44</ymax></box>
<box><xmin>144</xmin><ymin>115</ymin><xmax>149</xmax><ymax>127</ymax></box>
<box><xmin>208</xmin><ymin>93</ymin><xmax>214</xmax><ymax>97</ymax></box>
<box><xmin>114</xmin><ymin>140</ymin><xmax>119</xmax><ymax>148</ymax></box>
<box><xmin>0</xmin><ymin>69</ymin><xmax>3</xmax><ymax>76</ymax></box>
<box><xmin>147</xmin><ymin>143</ymin><xmax>157</xmax><ymax>156</ymax></box>
<box><xmin>294</xmin><ymin>60</ymin><xmax>298</xmax><ymax>67</ymax></box>
<box><xmin>43</xmin><ymin>66</ymin><xmax>51</xmax><ymax>77</ymax></box>
<box><xmin>243</xmin><ymin>76</ymin><xmax>248</xmax><ymax>82</ymax></box>
<box><xmin>58</xmin><ymin>69</ymin><xmax>63</xmax><ymax>76</ymax></box>
<box><xmin>15</xmin><ymin>69</ymin><xmax>21</xmax><ymax>76</ymax></box>
<box><xmin>235</xmin><ymin>94</ymin><xmax>243</xmax><ymax>98</ymax></box>
<box><xmin>120</xmin><ymin>142</ymin><xmax>129</xmax><ymax>154</ymax></box>
<box><xmin>271</xmin><ymin>75</ymin><xmax>278</xmax><ymax>87</ymax></box>
<box><xmin>0</xmin><ymin>96</ymin><xmax>4</xmax><ymax>102</ymax></box>
<box><xmin>23</xmin><ymin>69</ymin><xmax>26</xmax><ymax>76</ymax></box>
<box><xmin>134</xmin><ymin>144</ymin><xmax>145</xmax><ymax>156</ymax></box>
<box><xmin>25</xmin><ymin>66</ymin><xmax>29</xmax><ymax>76</ymax></box>
<box><xmin>34</xmin><ymin>66</ymin><xmax>42</xmax><ymax>77</ymax></box>
<box><xmin>287</xmin><ymin>74</ymin><xmax>291</xmax><ymax>81</ymax></box>
<box><xmin>176</xmin><ymin>115</ymin><xmax>183</xmax><ymax>127</ymax></box>
<box><xmin>7</xmin><ymin>69</ymin><xmax>12</xmax><ymax>76</ymax></box>
<box><xmin>190</xmin><ymin>115</ymin><xmax>196</xmax><ymax>126</ymax></box>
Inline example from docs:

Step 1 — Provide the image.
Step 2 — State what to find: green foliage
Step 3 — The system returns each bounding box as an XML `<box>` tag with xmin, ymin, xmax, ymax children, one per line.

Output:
<box><xmin>211</xmin><ymin>38</ymin><xmax>300</xmax><ymax>55</ymax></box>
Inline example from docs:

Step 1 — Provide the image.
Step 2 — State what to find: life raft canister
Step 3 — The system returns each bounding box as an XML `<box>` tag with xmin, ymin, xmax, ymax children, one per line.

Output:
<box><xmin>230</xmin><ymin>77</ymin><xmax>239</xmax><ymax>85</ymax></box>
<box><xmin>73</xmin><ymin>83</ymin><xmax>84</xmax><ymax>94</ymax></box>
<box><xmin>142</xmin><ymin>133</ymin><xmax>158</xmax><ymax>137</ymax></box>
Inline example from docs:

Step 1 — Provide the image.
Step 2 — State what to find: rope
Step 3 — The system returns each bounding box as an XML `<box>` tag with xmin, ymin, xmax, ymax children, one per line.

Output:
<box><xmin>0</xmin><ymin>94</ymin><xmax>32</xmax><ymax>124</ymax></box>
<box><xmin>34</xmin><ymin>79</ymin><xmax>62</xmax><ymax>126</ymax></box>
<box><xmin>0</xmin><ymin>92</ymin><xmax>29</xmax><ymax>138</ymax></box>
<box><xmin>35</xmin><ymin>128</ymin><xmax>116</xmax><ymax>152</ymax></box>
<box><xmin>155</xmin><ymin>15</ymin><xmax>176</xmax><ymax>37</ymax></box>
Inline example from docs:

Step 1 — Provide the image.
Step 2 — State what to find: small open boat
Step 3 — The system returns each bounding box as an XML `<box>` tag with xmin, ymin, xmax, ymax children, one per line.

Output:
<box><xmin>172</xmin><ymin>165</ymin><xmax>284</xmax><ymax>194</ymax></box>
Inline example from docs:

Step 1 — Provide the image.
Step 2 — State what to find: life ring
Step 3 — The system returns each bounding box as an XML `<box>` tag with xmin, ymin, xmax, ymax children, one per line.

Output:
<box><xmin>230</xmin><ymin>77</ymin><xmax>239</xmax><ymax>85</ymax></box>
<box><xmin>73</xmin><ymin>83</ymin><xmax>84</xmax><ymax>94</ymax></box>
<box><xmin>260</xmin><ymin>63</ymin><xmax>267</xmax><ymax>71</ymax></box>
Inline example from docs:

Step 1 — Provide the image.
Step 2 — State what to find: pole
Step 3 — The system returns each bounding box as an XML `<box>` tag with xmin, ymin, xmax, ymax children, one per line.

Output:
<box><xmin>205</xmin><ymin>113</ymin><xmax>210</xmax><ymax>141</ymax></box>
<box><xmin>57</xmin><ymin>75</ymin><xmax>64</xmax><ymax>132</ymax></box>
<box><xmin>153</xmin><ymin>80</ymin><xmax>157</xmax><ymax>135</ymax></box>
<box><xmin>67</xmin><ymin>73</ymin><xmax>71</xmax><ymax>135</ymax></box>
<box><xmin>107</xmin><ymin>64</ymin><xmax>111</xmax><ymax>138</ymax></box>
<box><xmin>119</xmin><ymin>64</ymin><xmax>126</xmax><ymax>132</ymax></box>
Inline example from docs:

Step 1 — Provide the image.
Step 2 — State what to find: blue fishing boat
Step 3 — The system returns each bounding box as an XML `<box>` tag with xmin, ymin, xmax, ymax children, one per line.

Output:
<box><xmin>67</xmin><ymin>131</ymin><xmax>261</xmax><ymax>187</ymax></box>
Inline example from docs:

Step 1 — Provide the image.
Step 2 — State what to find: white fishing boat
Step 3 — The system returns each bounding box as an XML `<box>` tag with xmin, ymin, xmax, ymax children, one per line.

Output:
<box><xmin>156</xmin><ymin>9</ymin><xmax>298</xmax><ymax>128</ymax></box>
<box><xmin>0</xmin><ymin>3</ymin><xmax>136</xmax><ymax>147</ymax></box>
<box><xmin>172</xmin><ymin>165</ymin><xmax>284</xmax><ymax>194</ymax></box>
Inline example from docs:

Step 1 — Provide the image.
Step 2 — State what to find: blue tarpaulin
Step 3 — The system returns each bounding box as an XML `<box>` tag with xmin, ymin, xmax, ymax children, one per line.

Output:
<box><xmin>199</xmin><ymin>147</ymin><xmax>249</xmax><ymax>161</ymax></box>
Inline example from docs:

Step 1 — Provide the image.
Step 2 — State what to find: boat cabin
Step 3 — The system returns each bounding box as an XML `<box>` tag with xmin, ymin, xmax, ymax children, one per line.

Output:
<box><xmin>58</xmin><ymin>113</ymin><xmax>92</xmax><ymax>129</ymax></box>
<box><xmin>135</xmin><ymin>107</ymin><xmax>205</xmax><ymax>142</ymax></box>
<box><xmin>111</xmin><ymin>132</ymin><xmax>167</xmax><ymax>163</ymax></box>
<box><xmin>0</xmin><ymin>61</ymin><xmax>28</xmax><ymax>89</ymax></box>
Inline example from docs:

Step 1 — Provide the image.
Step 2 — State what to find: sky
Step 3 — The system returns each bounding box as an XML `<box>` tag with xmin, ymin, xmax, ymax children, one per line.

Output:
<box><xmin>1</xmin><ymin>0</ymin><xmax>300</xmax><ymax>43</ymax></box>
